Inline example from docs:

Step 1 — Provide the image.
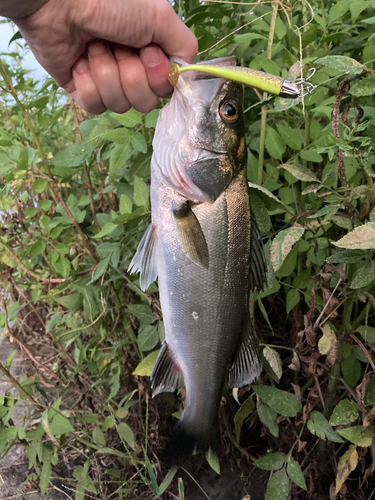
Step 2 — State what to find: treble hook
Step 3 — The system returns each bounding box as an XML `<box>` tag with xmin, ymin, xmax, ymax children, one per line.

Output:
<box><xmin>294</xmin><ymin>67</ymin><xmax>317</xmax><ymax>97</ymax></box>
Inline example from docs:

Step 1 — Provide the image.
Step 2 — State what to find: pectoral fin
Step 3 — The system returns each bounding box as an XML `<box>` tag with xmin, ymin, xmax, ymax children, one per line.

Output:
<box><xmin>228</xmin><ymin>313</ymin><xmax>262</xmax><ymax>388</ymax></box>
<box><xmin>249</xmin><ymin>213</ymin><xmax>267</xmax><ymax>292</ymax></box>
<box><xmin>151</xmin><ymin>341</ymin><xmax>184</xmax><ymax>397</ymax></box>
<box><xmin>128</xmin><ymin>224</ymin><xmax>157</xmax><ymax>291</ymax></box>
<box><xmin>173</xmin><ymin>201</ymin><xmax>209</xmax><ymax>269</ymax></box>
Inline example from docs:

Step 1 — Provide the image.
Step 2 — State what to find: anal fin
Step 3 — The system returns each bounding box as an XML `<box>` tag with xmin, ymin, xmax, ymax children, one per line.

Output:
<box><xmin>128</xmin><ymin>224</ymin><xmax>157</xmax><ymax>291</ymax></box>
<box><xmin>228</xmin><ymin>314</ymin><xmax>262</xmax><ymax>388</ymax></box>
<box><xmin>151</xmin><ymin>341</ymin><xmax>184</xmax><ymax>397</ymax></box>
<box><xmin>173</xmin><ymin>201</ymin><xmax>209</xmax><ymax>269</ymax></box>
<box><xmin>250</xmin><ymin>213</ymin><xmax>267</xmax><ymax>292</ymax></box>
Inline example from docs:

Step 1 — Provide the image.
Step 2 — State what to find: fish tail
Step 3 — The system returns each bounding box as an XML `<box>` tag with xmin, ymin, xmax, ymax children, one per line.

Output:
<box><xmin>161</xmin><ymin>418</ymin><xmax>220</xmax><ymax>466</ymax></box>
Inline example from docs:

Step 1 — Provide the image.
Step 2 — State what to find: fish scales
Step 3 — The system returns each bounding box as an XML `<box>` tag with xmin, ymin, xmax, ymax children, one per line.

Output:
<box><xmin>129</xmin><ymin>56</ymin><xmax>267</xmax><ymax>463</ymax></box>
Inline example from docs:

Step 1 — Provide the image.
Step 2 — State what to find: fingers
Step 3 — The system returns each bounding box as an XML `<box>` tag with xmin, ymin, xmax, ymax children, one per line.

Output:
<box><xmin>88</xmin><ymin>41</ymin><xmax>131</xmax><ymax>114</ymax></box>
<box><xmin>140</xmin><ymin>45</ymin><xmax>173</xmax><ymax>97</ymax></box>
<box><xmin>70</xmin><ymin>41</ymin><xmax>167</xmax><ymax>115</ymax></box>
<box><xmin>71</xmin><ymin>58</ymin><xmax>107</xmax><ymax>115</ymax></box>
<box><xmin>152</xmin><ymin>0</ymin><xmax>198</xmax><ymax>64</ymax></box>
<box><xmin>114</xmin><ymin>46</ymin><xmax>159</xmax><ymax>114</ymax></box>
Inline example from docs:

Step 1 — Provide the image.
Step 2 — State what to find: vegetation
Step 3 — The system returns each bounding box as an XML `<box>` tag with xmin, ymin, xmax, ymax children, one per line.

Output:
<box><xmin>0</xmin><ymin>0</ymin><xmax>375</xmax><ymax>498</ymax></box>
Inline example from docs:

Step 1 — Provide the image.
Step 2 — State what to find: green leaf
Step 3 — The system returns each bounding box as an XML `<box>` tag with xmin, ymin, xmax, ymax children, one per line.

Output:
<box><xmin>300</xmin><ymin>150</ymin><xmax>323</xmax><ymax>163</ymax></box>
<box><xmin>50</xmin><ymin>143</ymin><xmax>95</xmax><ymax>167</ymax></box>
<box><xmin>334</xmin><ymin>222</ymin><xmax>375</xmax><ymax>249</ymax></box>
<box><xmin>271</xmin><ymin>224</ymin><xmax>305</xmax><ymax>272</ymax></box>
<box><xmin>109</xmin><ymin>143</ymin><xmax>132</xmax><ymax>180</ymax></box>
<box><xmin>327</xmin><ymin>250</ymin><xmax>366</xmax><ymax>264</ymax></box>
<box><xmin>117</xmin><ymin>422</ymin><xmax>135</xmax><ymax>450</ymax></box>
<box><xmin>28</xmin><ymin>240</ymin><xmax>45</xmax><ymax>257</ymax></box>
<box><xmin>249</xmin><ymin>191</ymin><xmax>271</xmax><ymax>233</ymax></box>
<box><xmin>307</xmin><ymin>411</ymin><xmax>344</xmax><ymax>443</ymax></box>
<box><xmin>102</xmin><ymin>128</ymin><xmax>132</xmax><ymax>144</ymax></box>
<box><xmin>265</xmin><ymin>128</ymin><xmax>286</xmax><ymax>160</ymax></box>
<box><xmin>337</xmin><ymin>426</ymin><xmax>373</xmax><ymax>447</ymax></box>
<box><xmin>205</xmin><ymin>448</ymin><xmax>220</xmax><ymax>475</ymax></box>
<box><xmin>318</xmin><ymin>324</ymin><xmax>337</xmax><ymax>355</ymax></box>
<box><xmin>119</xmin><ymin>194</ymin><xmax>132</xmax><ymax>214</ymax></box>
<box><xmin>263</xmin><ymin>346</ymin><xmax>282</xmax><ymax>382</ymax></box>
<box><xmin>92</xmin><ymin>222</ymin><xmax>118</xmax><ymax>239</ymax></box>
<box><xmin>286</xmin><ymin>289</ymin><xmax>300</xmax><ymax>314</ymax></box>
<box><xmin>145</xmin><ymin>109</ymin><xmax>159</xmax><ymax>128</ymax></box>
<box><xmin>24</xmin><ymin>207</ymin><xmax>38</xmax><ymax>217</ymax></box>
<box><xmin>133</xmin><ymin>350</ymin><xmax>159</xmax><ymax>376</ymax></box>
<box><xmin>276</xmin><ymin>125</ymin><xmax>302</xmax><ymax>150</ymax></box>
<box><xmin>92</xmin><ymin>427</ymin><xmax>106</xmax><ymax>446</ymax></box>
<box><xmin>54</xmin><ymin>257</ymin><xmax>71</xmax><ymax>278</ymax></box>
<box><xmin>17</xmin><ymin>147</ymin><xmax>28</xmax><ymax>170</ymax></box>
<box><xmin>350</xmin><ymin>266</ymin><xmax>375</xmax><ymax>289</ymax></box>
<box><xmin>281</xmin><ymin>164</ymin><xmax>319</xmax><ymax>183</ymax></box>
<box><xmin>138</xmin><ymin>324</ymin><xmax>159</xmax><ymax>352</ymax></box>
<box><xmin>111</xmin><ymin>109</ymin><xmax>143</xmax><ymax>127</ymax></box>
<box><xmin>234</xmin><ymin>395</ymin><xmax>255</xmax><ymax>442</ymax></box>
<box><xmin>39</xmin><ymin>199</ymin><xmax>53</xmax><ymax>211</ymax></box>
<box><xmin>350</xmin><ymin>0</ymin><xmax>370</xmax><ymax>23</ymax></box>
<box><xmin>342</xmin><ymin>354</ymin><xmax>362</xmax><ymax>389</ymax></box>
<box><xmin>350</xmin><ymin>78</ymin><xmax>375</xmax><ymax>97</ymax></box>
<box><xmin>133</xmin><ymin>176</ymin><xmax>149</xmax><ymax>206</ymax></box>
<box><xmin>127</xmin><ymin>304</ymin><xmax>155</xmax><ymax>328</ymax></box>
<box><xmin>91</xmin><ymin>255</ymin><xmax>110</xmax><ymax>282</ymax></box>
<box><xmin>40</xmin><ymin>460</ymin><xmax>51</xmax><ymax>495</ymax></box>
<box><xmin>266</xmin><ymin>468</ymin><xmax>290</xmax><ymax>500</ymax></box>
<box><xmin>329</xmin><ymin>399</ymin><xmax>358</xmax><ymax>426</ymax></box>
<box><xmin>85</xmin><ymin>115</ymin><xmax>121</xmax><ymax>144</ymax></box>
<box><xmin>49</xmin><ymin>413</ymin><xmax>74</xmax><ymax>435</ymax></box>
<box><xmin>253</xmin><ymin>386</ymin><xmax>302</xmax><ymax>417</ymax></box>
<box><xmin>158</xmin><ymin>466</ymin><xmax>178</xmax><ymax>495</ymax></box>
<box><xmin>54</xmin><ymin>293</ymin><xmax>83</xmax><ymax>312</ymax></box>
<box><xmin>315</xmin><ymin>55</ymin><xmax>364</xmax><ymax>75</ymax></box>
<box><xmin>254</xmin><ymin>452</ymin><xmax>287</xmax><ymax>471</ymax></box>
<box><xmin>32</xmin><ymin>179</ymin><xmax>48</xmax><ymax>193</ymax></box>
<box><xmin>131</xmin><ymin>132</ymin><xmax>148</xmax><ymax>153</ymax></box>
<box><xmin>355</xmin><ymin>325</ymin><xmax>375</xmax><ymax>343</ymax></box>
<box><xmin>102</xmin><ymin>416</ymin><xmax>115</xmax><ymax>432</ymax></box>
<box><xmin>287</xmin><ymin>458</ymin><xmax>307</xmax><ymax>490</ymax></box>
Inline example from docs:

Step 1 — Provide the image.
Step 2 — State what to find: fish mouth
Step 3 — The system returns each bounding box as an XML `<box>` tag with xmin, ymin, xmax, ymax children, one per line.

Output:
<box><xmin>194</xmin><ymin>149</ymin><xmax>226</xmax><ymax>162</ymax></box>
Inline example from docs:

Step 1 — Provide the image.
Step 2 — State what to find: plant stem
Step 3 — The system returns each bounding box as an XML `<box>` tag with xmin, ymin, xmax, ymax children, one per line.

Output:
<box><xmin>257</xmin><ymin>2</ymin><xmax>278</xmax><ymax>185</ymax></box>
<box><xmin>0</xmin><ymin>362</ymin><xmax>45</xmax><ymax>411</ymax></box>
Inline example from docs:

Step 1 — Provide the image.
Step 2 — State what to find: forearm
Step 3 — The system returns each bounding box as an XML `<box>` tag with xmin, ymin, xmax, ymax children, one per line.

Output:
<box><xmin>0</xmin><ymin>0</ymin><xmax>49</xmax><ymax>20</ymax></box>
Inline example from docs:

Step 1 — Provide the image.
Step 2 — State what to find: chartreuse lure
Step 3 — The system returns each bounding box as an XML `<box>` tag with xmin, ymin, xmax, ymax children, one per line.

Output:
<box><xmin>168</xmin><ymin>62</ymin><xmax>315</xmax><ymax>99</ymax></box>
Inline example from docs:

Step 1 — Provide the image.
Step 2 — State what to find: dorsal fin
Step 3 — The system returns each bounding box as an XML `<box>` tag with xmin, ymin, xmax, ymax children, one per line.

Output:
<box><xmin>151</xmin><ymin>341</ymin><xmax>184</xmax><ymax>397</ymax></box>
<box><xmin>228</xmin><ymin>313</ymin><xmax>262</xmax><ymax>388</ymax></box>
<box><xmin>128</xmin><ymin>224</ymin><xmax>158</xmax><ymax>291</ymax></box>
<box><xmin>249</xmin><ymin>213</ymin><xmax>267</xmax><ymax>292</ymax></box>
<box><xmin>173</xmin><ymin>201</ymin><xmax>209</xmax><ymax>269</ymax></box>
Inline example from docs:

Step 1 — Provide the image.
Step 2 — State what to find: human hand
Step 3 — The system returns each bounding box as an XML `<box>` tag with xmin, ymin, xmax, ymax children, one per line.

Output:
<box><xmin>11</xmin><ymin>0</ymin><xmax>198</xmax><ymax>114</ymax></box>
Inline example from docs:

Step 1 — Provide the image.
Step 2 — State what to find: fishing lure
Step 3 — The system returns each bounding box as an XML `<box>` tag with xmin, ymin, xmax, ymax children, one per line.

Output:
<box><xmin>168</xmin><ymin>62</ymin><xmax>316</xmax><ymax>98</ymax></box>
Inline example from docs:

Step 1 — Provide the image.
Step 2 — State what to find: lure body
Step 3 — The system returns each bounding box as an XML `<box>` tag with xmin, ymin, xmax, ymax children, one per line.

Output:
<box><xmin>168</xmin><ymin>61</ymin><xmax>300</xmax><ymax>98</ymax></box>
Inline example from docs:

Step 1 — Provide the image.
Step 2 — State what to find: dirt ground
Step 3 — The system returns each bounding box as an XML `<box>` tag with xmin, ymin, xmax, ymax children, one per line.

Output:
<box><xmin>0</xmin><ymin>332</ymin><xmax>68</xmax><ymax>500</ymax></box>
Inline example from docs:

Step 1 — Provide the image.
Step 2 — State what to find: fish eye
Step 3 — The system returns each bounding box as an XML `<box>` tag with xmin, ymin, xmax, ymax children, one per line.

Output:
<box><xmin>219</xmin><ymin>100</ymin><xmax>239</xmax><ymax>123</ymax></box>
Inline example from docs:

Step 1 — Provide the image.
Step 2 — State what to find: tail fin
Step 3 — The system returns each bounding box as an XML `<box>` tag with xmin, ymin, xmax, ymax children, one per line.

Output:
<box><xmin>161</xmin><ymin>419</ymin><xmax>220</xmax><ymax>466</ymax></box>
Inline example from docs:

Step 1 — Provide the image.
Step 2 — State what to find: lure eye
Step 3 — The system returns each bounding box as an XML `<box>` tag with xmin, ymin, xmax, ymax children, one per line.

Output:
<box><xmin>219</xmin><ymin>101</ymin><xmax>239</xmax><ymax>123</ymax></box>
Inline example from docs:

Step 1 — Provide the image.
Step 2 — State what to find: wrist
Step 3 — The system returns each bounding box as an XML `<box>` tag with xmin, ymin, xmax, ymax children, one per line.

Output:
<box><xmin>0</xmin><ymin>0</ymin><xmax>50</xmax><ymax>21</ymax></box>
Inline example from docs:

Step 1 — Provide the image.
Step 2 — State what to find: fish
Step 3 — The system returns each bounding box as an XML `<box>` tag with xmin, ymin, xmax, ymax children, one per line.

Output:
<box><xmin>129</xmin><ymin>56</ymin><xmax>267</xmax><ymax>463</ymax></box>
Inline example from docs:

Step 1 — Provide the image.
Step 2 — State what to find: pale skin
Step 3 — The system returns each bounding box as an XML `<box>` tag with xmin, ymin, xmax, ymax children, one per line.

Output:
<box><xmin>0</xmin><ymin>0</ymin><xmax>198</xmax><ymax>114</ymax></box>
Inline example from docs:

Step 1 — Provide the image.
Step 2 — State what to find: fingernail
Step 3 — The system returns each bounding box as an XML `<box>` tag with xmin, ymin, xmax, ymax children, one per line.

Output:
<box><xmin>89</xmin><ymin>42</ymin><xmax>107</xmax><ymax>57</ymax></box>
<box><xmin>142</xmin><ymin>46</ymin><xmax>162</xmax><ymax>67</ymax></box>
<box><xmin>73</xmin><ymin>58</ymin><xmax>89</xmax><ymax>75</ymax></box>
